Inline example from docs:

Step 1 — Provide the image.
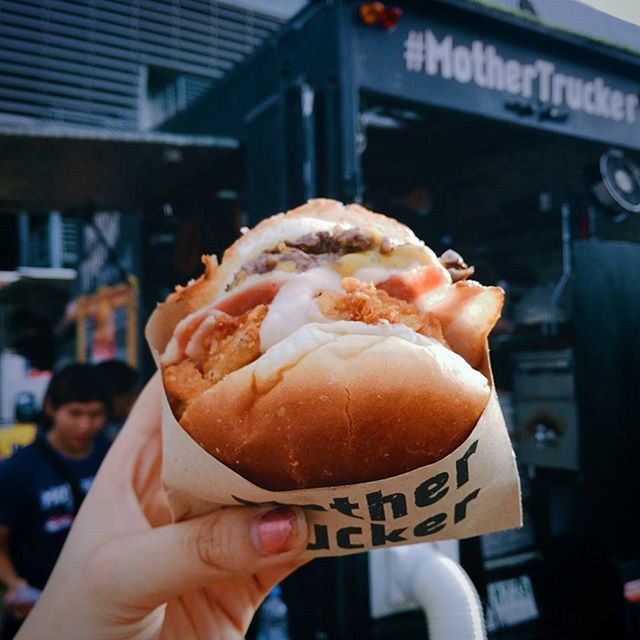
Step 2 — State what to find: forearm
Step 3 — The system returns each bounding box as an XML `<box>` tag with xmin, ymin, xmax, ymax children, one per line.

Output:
<box><xmin>0</xmin><ymin>547</ymin><xmax>22</xmax><ymax>590</ymax></box>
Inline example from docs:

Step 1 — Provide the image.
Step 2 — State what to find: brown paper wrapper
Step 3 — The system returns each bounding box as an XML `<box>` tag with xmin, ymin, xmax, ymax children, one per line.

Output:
<box><xmin>146</xmin><ymin>298</ymin><xmax>522</xmax><ymax>558</ymax></box>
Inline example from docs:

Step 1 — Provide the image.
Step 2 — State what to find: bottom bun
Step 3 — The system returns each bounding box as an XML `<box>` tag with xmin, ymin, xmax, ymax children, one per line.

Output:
<box><xmin>180</xmin><ymin>331</ymin><xmax>490</xmax><ymax>490</ymax></box>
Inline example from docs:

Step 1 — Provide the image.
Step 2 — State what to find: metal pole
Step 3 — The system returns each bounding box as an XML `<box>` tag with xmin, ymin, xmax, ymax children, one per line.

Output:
<box><xmin>549</xmin><ymin>203</ymin><xmax>572</xmax><ymax>336</ymax></box>
<box><xmin>18</xmin><ymin>212</ymin><xmax>29</xmax><ymax>267</ymax></box>
<box><xmin>49</xmin><ymin>210</ymin><xmax>63</xmax><ymax>268</ymax></box>
<box><xmin>336</xmin><ymin>4</ymin><xmax>364</xmax><ymax>203</ymax></box>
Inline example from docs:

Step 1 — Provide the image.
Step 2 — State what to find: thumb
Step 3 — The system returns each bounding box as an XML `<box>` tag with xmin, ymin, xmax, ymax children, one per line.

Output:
<box><xmin>88</xmin><ymin>505</ymin><xmax>308</xmax><ymax>608</ymax></box>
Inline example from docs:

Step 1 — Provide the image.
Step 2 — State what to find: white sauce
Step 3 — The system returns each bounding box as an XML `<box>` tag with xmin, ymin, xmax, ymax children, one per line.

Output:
<box><xmin>259</xmin><ymin>267</ymin><xmax>343</xmax><ymax>352</ymax></box>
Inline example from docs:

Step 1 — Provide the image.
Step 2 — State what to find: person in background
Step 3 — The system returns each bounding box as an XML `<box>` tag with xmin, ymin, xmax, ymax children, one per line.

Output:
<box><xmin>13</xmin><ymin>377</ymin><xmax>308</xmax><ymax>640</ymax></box>
<box><xmin>94</xmin><ymin>360</ymin><xmax>140</xmax><ymax>442</ymax></box>
<box><xmin>0</xmin><ymin>364</ymin><xmax>109</xmax><ymax>639</ymax></box>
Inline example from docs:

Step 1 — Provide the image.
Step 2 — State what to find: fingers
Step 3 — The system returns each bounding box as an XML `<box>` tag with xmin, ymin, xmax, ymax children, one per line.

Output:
<box><xmin>95</xmin><ymin>374</ymin><xmax>162</xmax><ymax>490</ymax></box>
<box><xmin>87</xmin><ymin>506</ymin><xmax>309</xmax><ymax>610</ymax></box>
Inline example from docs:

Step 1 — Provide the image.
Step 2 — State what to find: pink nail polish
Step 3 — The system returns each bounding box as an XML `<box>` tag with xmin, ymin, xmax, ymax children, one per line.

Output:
<box><xmin>254</xmin><ymin>507</ymin><xmax>297</xmax><ymax>555</ymax></box>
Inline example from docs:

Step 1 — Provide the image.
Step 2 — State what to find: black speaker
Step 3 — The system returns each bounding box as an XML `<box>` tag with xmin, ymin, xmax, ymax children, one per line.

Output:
<box><xmin>588</xmin><ymin>150</ymin><xmax>640</xmax><ymax>219</ymax></box>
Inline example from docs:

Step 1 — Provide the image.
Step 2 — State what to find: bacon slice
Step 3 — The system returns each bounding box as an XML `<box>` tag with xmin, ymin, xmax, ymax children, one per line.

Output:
<box><xmin>214</xmin><ymin>279</ymin><xmax>282</xmax><ymax>316</ymax></box>
<box><xmin>162</xmin><ymin>278</ymin><xmax>282</xmax><ymax>366</ymax></box>
<box><xmin>161</xmin><ymin>303</ymin><xmax>218</xmax><ymax>365</ymax></box>
<box><xmin>425</xmin><ymin>281</ymin><xmax>504</xmax><ymax>369</ymax></box>
<box><xmin>377</xmin><ymin>266</ymin><xmax>503</xmax><ymax>370</ymax></box>
<box><xmin>377</xmin><ymin>264</ymin><xmax>451</xmax><ymax>303</ymax></box>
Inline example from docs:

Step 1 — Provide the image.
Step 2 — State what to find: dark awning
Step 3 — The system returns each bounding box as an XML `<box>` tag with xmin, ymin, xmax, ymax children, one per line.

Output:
<box><xmin>0</xmin><ymin>125</ymin><xmax>238</xmax><ymax>213</ymax></box>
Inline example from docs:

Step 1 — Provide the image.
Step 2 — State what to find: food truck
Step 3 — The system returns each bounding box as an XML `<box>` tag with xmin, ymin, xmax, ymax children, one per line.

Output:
<box><xmin>162</xmin><ymin>1</ymin><xmax>640</xmax><ymax>637</ymax></box>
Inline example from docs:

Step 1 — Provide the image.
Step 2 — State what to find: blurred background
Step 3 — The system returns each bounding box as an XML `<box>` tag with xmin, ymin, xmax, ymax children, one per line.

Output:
<box><xmin>1</xmin><ymin>1</ymin><xmax>639</xmax><ymax>638</ymax></box>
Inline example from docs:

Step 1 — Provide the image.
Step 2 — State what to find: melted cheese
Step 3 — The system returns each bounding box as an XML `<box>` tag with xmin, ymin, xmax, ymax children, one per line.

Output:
<box><xmin>251</xmin><ymin>244</ymin><xmax>434</xmax><ymax>284</ymax></box>
<box><xmin>333</xmin><ymin>244</ymin><xmax>433</xmax><ymax>278</ymax></box>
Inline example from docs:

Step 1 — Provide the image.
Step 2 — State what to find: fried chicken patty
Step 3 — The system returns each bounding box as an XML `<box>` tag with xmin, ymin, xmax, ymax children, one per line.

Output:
<box><xmin>163</xmin><ymin>278</ymin><xmax>447</xmax><ymax>417</ymax></box>
<box><xmin>163</xmin><ymin>305</ymin><xmax>266</xmax><ymax>417</ymax></box>
<box><xmin>315</xmin><ymin>277</ymin><xmax>448</xmax><ymax>345</ymax></box>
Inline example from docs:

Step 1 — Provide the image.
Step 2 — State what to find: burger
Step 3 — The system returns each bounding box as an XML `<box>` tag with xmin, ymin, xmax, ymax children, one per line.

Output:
<box><xmin>159</xmin><ymin>199</ymin><xmax>503</xmax><ymax>491</ymax></box>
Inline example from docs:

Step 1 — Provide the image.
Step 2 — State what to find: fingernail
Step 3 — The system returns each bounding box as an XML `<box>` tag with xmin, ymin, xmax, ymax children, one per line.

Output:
<box><xmin>252</xmin><ymin>507</ymin><xmax>297</xmax><ymax>555</ymax></box>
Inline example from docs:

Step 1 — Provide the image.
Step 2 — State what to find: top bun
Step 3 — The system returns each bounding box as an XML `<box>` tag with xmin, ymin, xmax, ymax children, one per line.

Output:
<box><xmin>216</xmin><ymin>199</ymin><xmax>427</xmax><ymax>293</ymax></box>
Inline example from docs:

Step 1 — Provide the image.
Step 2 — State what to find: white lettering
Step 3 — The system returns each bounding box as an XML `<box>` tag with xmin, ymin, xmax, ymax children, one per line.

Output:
<box><xmin>404</xmin><ymin>30</ymin><xmax>426</xmax><ymax>73</ymax></box>
<box><xmin>453</xmin><ymin>45</ymin><xmax>473</xmax><ymax>83</ymax></box>
<box><xmin>626</xmin><ymin>94</ymin><xmax>639</xmax><ymax>124</ymax></box>
<box><xmin>610</xmin><ymin>90</ymin><xmax>625</xmax><ymax>121</ymax></box>
<box><xmin>505</xmin><ymin>60</ymin><xmax>522</xmax><ymax>95</ymax></box>
<box><xmin>566</xmin><ymin>76</ymin><xmax>583</xmax><ymax>111</ymax></box>
<box><xmin>426</xmin><ymin>31</ymin><xmax>452</xmax><ymax>78</ymax></box>
<box><xmin>594</xmin><ymin>78</ymin><xmax>611</xmax><ymax>118</ymax></box>
<box><xmin>536</xmin><ymin>60</ymin><xmax>555</xmax><ymax>102</ymax></box>
<box><xmin>521</xmin><ymin>64</ymin><xmax>537</xmax><ymax>98</ymax></box>
<box><xmin>583</xmin><ymin>81</ymin><xmax>596</xmax><ymax>114</ymax></box>
<box><xmin>552</xmin><ymin>73</ymin><xmax>567</xmax><ymax>106</ymax></box>
<box><xmin>485</xmin><ymin>46</ymin><xmax>505</xmax><ymax>91</ymax></box>
<box><xmin>403</xmin><ymin>30</ymin><xmax>638</xmax><ymax>130</ymax></box>
<box><xmin>471</xmin><ymin>41</ymin><xmax>487</xmax><ymax>87</ymax></box>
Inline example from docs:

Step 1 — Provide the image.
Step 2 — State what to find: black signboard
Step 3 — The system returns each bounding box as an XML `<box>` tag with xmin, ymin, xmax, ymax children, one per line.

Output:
<box><xmin>355</xmin><ymin>12</ymin><xmax>640</xmax><ymax>150</ymax></box>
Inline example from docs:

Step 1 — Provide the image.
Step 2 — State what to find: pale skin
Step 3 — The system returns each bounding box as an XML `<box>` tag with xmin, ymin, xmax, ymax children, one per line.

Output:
<box><xmin>0</xmin><ymin>530</ymin><xmax>29</xmax><ymax>619</ymax></box>
<box><xmin>16</xmin><ymin>376</ymin><xmax>309</xmax><ymax>639</ymax></box>
<box><xmin>0</xmin><ymin>399</ymin><xmax>107</xmax><ymax>619</ymax></box>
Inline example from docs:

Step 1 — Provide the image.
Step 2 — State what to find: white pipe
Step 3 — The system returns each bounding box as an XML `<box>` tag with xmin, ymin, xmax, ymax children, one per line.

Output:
<box><xmin>392</xmin><ymin>544</ymin><xmax>486</xmax><ymax>640</ymax></box>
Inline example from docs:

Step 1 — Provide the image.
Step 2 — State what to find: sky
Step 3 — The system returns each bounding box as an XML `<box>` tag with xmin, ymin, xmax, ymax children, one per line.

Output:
<box><xmin>576</xmin><ymin>0</ymin><xmax>640</xmax><ymax>26</ymax></box>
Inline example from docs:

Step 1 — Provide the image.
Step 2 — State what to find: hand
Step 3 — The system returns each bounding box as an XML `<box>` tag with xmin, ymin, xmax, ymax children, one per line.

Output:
<box><xmin>17</xmin><ymin>375</ymin><xmax>309</xmax><ymax>639</ymax></box>
<box><xmin>4</xmin><ymin>579</ymin><xmax>39</xmax><ymax>620</ymax></box>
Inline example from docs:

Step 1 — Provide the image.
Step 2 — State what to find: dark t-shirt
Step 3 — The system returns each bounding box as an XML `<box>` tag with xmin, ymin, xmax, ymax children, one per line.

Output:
<box><xmin>0</xmin><ymin>434</ymin><xmax>109</xmax><ymax>589</ymax></box>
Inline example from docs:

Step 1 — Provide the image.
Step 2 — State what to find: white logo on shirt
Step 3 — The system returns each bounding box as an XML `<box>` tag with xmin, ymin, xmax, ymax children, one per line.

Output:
<box><xmin>44</xmin><ymin>514</ymin><xmax>74</xmax><ymax>533</ymax></box>
<box><xmin>39</xmin><ymin>476</ymin><xmax>95</xmax><ymax>511</ymax></box>
<box><xmin>39</xmin><ymin>484</ymin><xmax>72</xmax><ymax>510</ymax></box>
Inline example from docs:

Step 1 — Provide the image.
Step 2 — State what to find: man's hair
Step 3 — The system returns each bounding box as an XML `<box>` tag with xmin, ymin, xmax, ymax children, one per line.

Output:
<box><xmin>93</xmin><ymin>360</ymin><xmax>139</xmax><ymax>397</ymax></box>
<box><xmin>42</xmin><ymin>364</ymin><xmax>109</xmax><ymax>428</ymax></box>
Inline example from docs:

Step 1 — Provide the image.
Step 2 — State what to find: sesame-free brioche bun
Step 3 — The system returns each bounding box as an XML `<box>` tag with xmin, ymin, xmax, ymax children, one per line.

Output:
<box><xmin>179</xmin><ymin>322</ymin><xmax>490</xmax><ymax>490</ymax></box>
<box><xmin>215</xmin><ymin>198</ymin><xmax>429</xmax><ymax>293</ymax></box>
